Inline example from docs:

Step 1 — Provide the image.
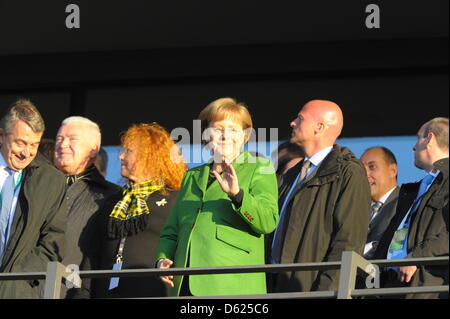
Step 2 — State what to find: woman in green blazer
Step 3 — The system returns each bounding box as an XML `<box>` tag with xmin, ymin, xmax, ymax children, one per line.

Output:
<box><xmin>156</xmin><ymin>97</ymin><xmax>279</xmax><ymax>296</ymax></box>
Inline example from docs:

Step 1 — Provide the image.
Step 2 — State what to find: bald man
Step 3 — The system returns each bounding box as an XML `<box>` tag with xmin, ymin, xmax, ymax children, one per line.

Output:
<box><xmin>268</xmin><ymin>100</ymin><xmax>371</xmax><ymax>293</ymax></box>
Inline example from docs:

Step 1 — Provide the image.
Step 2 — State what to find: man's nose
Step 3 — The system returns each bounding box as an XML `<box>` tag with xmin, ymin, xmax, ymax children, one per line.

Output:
<box><xmin>22</xmin><ymin>146</ymin><xmax>31</xmax><ymax>157</ymax></box>
<box><xmin>60</xmin><ymin>137</ymin><xmax>70</xmax><ymax>148</ymax></box>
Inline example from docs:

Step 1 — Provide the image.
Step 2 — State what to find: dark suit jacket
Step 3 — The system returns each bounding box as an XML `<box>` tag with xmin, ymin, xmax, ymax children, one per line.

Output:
<box><xmin>61</xmin><ymin>167</ymin><xmax>120</xmax><ymax>298</ymax></box>
<box><xmin>365</xmin><ymin>187</ymin><xmax>400</xmax><ymax>259</ymax></box>
<box><xmin>0</xmin><ymin>154</ymin><xmax>67</xmax><ymax>299</ymax></box>
<box><xmin>374</xmin><ymin>158</ymin><xmax>449</xmax><ymax>299</ymax></box>
<box><xmin>277</xmin><ymin>159</ymin><xmax>303</xmax><ymax>204</ymax></box>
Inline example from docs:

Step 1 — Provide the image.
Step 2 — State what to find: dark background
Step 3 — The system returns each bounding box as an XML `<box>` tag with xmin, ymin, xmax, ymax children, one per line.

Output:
<box><xmin>0</xmin><ymin>0</ymin><xmax>448</xmax><ymax>145</ymax></box>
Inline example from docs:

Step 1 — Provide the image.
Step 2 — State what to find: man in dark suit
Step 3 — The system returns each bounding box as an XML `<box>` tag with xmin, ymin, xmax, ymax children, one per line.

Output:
<box><xmin>54</xmin><ymin>116</ymin><xmax>120</xmax><ymax>297</ymax></box>
<box><xmin>360</xmin><ymin>146</ymin><xmax>399</xmax><ymax>259</ymax></box>
<box><xmin>268</xmin><ymin>100</ymin><xmax>371</xmax><ymax>293</ymax></box>
<box><xmin>374</xmin><ymin>117</ymin><xmax>449</xmax><ymax>299</ymax></box>
<box><xmin>0</xmin><ymin>99</ymin><xmax>67</xmax><ymax>299</ymax></box>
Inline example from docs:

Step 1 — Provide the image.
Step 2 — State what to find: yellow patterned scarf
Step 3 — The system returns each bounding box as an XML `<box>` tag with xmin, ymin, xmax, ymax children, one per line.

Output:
<box><xmin>109</xmin><ymin>180</ymin><xmax>164</xmax><ymax>221</ymax></box>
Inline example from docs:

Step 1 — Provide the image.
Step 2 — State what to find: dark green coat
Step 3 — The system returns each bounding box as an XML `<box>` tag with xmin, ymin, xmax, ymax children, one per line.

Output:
<box><xmin>0</xmin><ymin>154</ymin><xmax>67</xmax><ymax>299</ymax></box>
<box><xmin>272</xmin><ymin>145</ymin><xmax>371</xmax><ymax>292</ymax></box>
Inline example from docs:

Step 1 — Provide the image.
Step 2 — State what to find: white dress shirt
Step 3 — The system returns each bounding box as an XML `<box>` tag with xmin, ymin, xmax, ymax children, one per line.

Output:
<box><xmin>303</xmin><ymin>146</ymin><xmax>334</xmax><ymax>180</ymax></box>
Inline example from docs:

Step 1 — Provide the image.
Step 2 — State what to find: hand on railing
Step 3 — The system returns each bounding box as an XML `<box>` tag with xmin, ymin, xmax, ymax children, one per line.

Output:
<box><xmin>157</xmin><ymin>258</ymin><xmax>174</xmax><ymax>288</ymax></box>
<box><xmin>397</xmin><ymin>265</ymin><xmax>418</xmax><ymax>283</ymax></box>
<box><xmin>396</xmin><ymin>253</ymin><xmax>418</xmax><ymax>283</ymax></box>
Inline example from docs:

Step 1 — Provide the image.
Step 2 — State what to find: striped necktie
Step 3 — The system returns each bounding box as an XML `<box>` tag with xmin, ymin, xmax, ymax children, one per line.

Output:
<box><xmin>370</xmin><ymin>201</ymin><xmax>383</xmax><ymax>220</ymax></box>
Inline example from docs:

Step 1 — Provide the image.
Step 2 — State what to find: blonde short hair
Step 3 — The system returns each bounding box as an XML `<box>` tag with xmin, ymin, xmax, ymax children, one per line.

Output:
<box><xmin>198</xmin><ymin>97</ymin><xmax>253</xmax><ymax>143</ymax></box>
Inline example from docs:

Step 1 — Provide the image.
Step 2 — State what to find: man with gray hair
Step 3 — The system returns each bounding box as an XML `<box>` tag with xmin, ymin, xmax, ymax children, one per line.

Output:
<box><xmin>374</xmin><ymin>117</ymin><xmax>449</xmax><ymax>299</ymax></box>
<box><xmin>0</xmin><ymin>99</ymin><xmax>67</xmax><ymax>298</ymax></box>
<box><xmin>54</xmin><ymin>116</ymin><xmax>119</xmax><ymax>298</ymax></box>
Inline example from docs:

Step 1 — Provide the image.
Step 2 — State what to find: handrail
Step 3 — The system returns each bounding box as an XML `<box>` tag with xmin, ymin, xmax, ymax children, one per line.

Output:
<box><xmin>369</xmin><ymin>256</ymin><xmax>449</xmax><ymax>267</ymax></box>
<box><xmin>352</xmin><ymin>286</ymin><xmax>449</xmax><ymax>297</ymax></box>
<box><xmin>1</xmin><ymin>257</ymin><xmax>446</xmax><ymax>280</ymax></box>
<box><xmin>0</xmin><ymin>253</ymin><xmax>448</xmax><ymax>299</ymax></box>
<box><xmin>71</xmin><ymin>261</ymin><xmax>343</xmax><ymax>279</ymax></box>
<box><xmin>0</xmin><ymin>272</ymin><xmax>46</xmax><ymax>281</ymax></box>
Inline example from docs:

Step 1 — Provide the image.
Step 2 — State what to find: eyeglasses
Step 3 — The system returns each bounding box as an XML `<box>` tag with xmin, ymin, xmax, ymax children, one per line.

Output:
<box><xmin>209</xmin><ymin>127</ymin><xmax>243</xmax><ymax>137</ymax></box>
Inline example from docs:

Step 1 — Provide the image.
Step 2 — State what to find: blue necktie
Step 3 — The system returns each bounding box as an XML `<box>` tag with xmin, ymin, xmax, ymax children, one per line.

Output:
<box><xmin>409</xmin><ymin>173</ymin><xmax>436</xmax><ymax>215</ymax></box>
<box><xmin>387</xmin><ymin>173</ymin><xmax>435</xmax><ymax>259</ymax></box>
<box><xmin>0</xmin><ymin>168</ymin><xmax>15</xmax><ymax>262</ymax></box>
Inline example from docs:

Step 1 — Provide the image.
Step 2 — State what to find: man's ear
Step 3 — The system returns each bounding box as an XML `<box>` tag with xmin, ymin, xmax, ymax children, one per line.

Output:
<box><xmin>426</xmin><ymin>132</ymin><xmax>440</xmax><ymax>150</ymax></box>
<box><xmin>426</xmin><ymin>132</ymin><xmax>434</xmax><ymax>144</ymax></box>
<box><xmin>90</xmin><ymin>145</ymin><xmax>99</xmax><ymax>160</ymax></box>
<box><xmin>389</xmin><ymin>163</ymin><xmax>398</xmax><ymax>179</ymax></box>
<box><xmin>315</xmin><ymin>122</ymin><xmax>326</xmax><ymax>135</ymax></box>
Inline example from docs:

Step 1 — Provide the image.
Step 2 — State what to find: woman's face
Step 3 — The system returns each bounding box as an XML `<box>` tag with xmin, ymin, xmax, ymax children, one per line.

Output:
<box><xmin>119</xmin><ymin>145</ymin><xmax>140</xmax><ymax>182</ymax></box>
<box><xmin>207</xmin><ymin>119</ymin><xmax>246</xmax><ymax>162</ymax></box>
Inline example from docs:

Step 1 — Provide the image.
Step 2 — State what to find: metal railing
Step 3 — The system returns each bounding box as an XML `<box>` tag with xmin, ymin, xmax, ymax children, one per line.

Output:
<box><xmin>0</xmin><ymin>251</ymin><xmax>448</xmax><ymax>299</ymax></box>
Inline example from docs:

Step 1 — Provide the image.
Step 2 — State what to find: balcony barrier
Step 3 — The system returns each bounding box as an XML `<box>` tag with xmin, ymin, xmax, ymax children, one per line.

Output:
<box><xmin>0</xmin><ymin>251</ymin><xmax>447</xmax><ymax>299</ymax></box>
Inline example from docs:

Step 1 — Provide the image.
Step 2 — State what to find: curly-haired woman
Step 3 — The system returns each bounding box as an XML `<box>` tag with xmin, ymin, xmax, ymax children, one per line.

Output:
<box><xmin>68</xmin><ymin>122</ymin><xmax>187</xmax><ymax>298</ymax></box>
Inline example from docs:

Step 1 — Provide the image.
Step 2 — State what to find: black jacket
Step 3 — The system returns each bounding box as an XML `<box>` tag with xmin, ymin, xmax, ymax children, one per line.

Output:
<box><xmin>269</xmin><ymin>145</ymin><xmax>371</xmax><ymax>293</ymax></box>
<box><xmin>365</xmin><ymin>187</ymin><xmax>400</xmax><ymax>259</ymax></box>
<box><xmin>0</xmin><ymin>154</ymin><xmax>67</xmax><ymax>299</ymax></box>
<box><xmin>374</xmin><ymin>157</ymin><xmax>449</xmax><ymax>299</ymax></box>
<box><xmin>61</xmin><ymin>167</ymin><xmax>120</xmax><ymax>297</ymax></box>
<box><xmin>68</xmin><ymin>188</ymin><xmax>179</xmax><ymax>298</ymax></box>
<box><xmin>63</xmin><ymin>167</ymin><xmax>120</xmax><ymax>268</ymax></box>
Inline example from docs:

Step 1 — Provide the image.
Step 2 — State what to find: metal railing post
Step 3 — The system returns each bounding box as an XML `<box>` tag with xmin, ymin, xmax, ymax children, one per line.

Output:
<box><xmin>337</xmin><ymin>251</ymin><xmax>373</xmax><ymax>299</ymax></box>
<box><xmin>337</xmin><ymin>252</ymin><xmax>357</xmax><ymax>299</ymax></box>
<box><xmin>43</xmin><ymin>262</ymin><xmax>66</xmax><ymax>299</ymax></box>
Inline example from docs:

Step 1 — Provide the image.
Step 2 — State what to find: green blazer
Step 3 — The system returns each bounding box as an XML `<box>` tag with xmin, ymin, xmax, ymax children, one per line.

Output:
<box><xmin>157</xmin><ymin>151</ymin><xmax>279</xmax><ymax>296</ymax></box>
